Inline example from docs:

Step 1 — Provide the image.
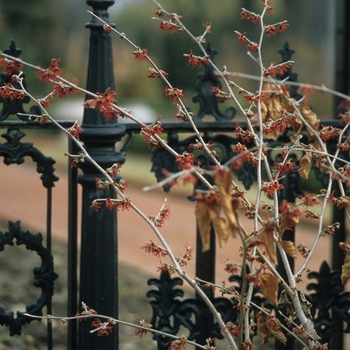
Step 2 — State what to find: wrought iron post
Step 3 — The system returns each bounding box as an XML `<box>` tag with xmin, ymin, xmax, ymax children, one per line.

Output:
<box><xmin>76</xmin><ymin>1</ymin><xmax>125</xmax><ymax>349</ymax></box>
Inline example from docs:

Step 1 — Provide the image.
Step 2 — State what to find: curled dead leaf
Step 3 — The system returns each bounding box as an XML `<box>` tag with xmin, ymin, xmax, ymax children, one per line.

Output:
<box><xmin>280</xmin><ymin>240</ymin><xmax>297</xmax><ymax>259</ymax></box>
<box><xmin>257</xmin><ymin>313</ymin><xmax>269</xmax><ymax>345</ymax></box>
<box><xmin>195</xmin><ymin>201</ymin><xmax>211</xmax><ymax>252</ymax></box>
<box><xmin>301</xmin><ymin>105</ymin><xmax>320</xmax><ymax>139</ymax></box>
<box><xmin>261</xmin><ymin>230</ymin><xmax>277</xmax><ymax>265</ymax></box>
<box><xmin>298</xmin><ymin>152</ymin><xmax>312</xmax><ymax>179</ymax></box>
<box><xmin>341</xmin><ymin>253</ymin><xmax>350</xmax><ymax>285</ymax></box>
<box><xmin>195</xmin><ymin>168</ymin><xmax>240</xmax><ymax>252</ymax></box>
<box><xmin>278</xmin><ymin>214</ymin><xmax>299</xmax><ymax>236</ymax></box>
<box><xmin>257</xmin><ymin>313</ymin><xmax>287</xmax><ymax>346</ymax></box>
<box><xmin>258</xmin><ymin>272</ymin><xmax>279</xmax><ymax>304</ymax></box>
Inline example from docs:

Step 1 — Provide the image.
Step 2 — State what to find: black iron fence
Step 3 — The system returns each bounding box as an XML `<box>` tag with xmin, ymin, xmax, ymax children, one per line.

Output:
<box><xmin>0</xmin><ymin>1</ymin><xmax>350</xmax><ymax>350</ymax></box>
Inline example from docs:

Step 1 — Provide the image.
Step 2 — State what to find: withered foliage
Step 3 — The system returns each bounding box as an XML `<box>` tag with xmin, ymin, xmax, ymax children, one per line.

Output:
<box><xmin>258</xmin><ymin>272</ymin><xmax>279</xmax><ymax>304</ymax></box>
<box><xmin>341</xmin><ymin>253</ymin><xmax>350</xmax><ymax>285</ymax></box>
<box><xmin>259</xmin><ymin>82</ymin><xmax>319</xmax><ymax>142</ymax></box>
<box><xmin>195</xmin><ymin>168</ymin><xmax>240</xmax><ymax>252</ymax></box>
<box><xmin>257</xmin><ymin>312</ymin><xmax>287</xmax><ymax>346</ymax></box>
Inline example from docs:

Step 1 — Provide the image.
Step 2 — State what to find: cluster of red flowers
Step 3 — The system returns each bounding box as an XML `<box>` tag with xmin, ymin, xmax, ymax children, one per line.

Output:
<box><xmin>84</xmin><ymin>88</ymin><xmax>121</xmax><ymax>120</ymax></box>
<box><xmin>211</xmin><ymin>87</ymin><xmax>231</xmax><ymax>102</ymax></box>
<box><xmin>264</xmin><ymin>20</ymin><xmax>289</xmax><ymax>37</ymax></box>
<box><xmin>67</xmin><ymin>121</ymin><xmax>83</xmax><ymax>139</ymax></box>
<box><xmin>235</xmin><ymin>125</ymin><xmax>254</xmax><ymax>143</ymax></box>
<box><xmin>89</xmin><ymin>197</ymin><xmax>131</xmax><ymax>212</ymax></box>
<box><xmin>297</xmin><ymin>243</ymin><xmax>310</xmax><ymax>258</ymax></box>
<box><xmin>189</xmin><ymin>140</ymin><xmax>214</xmax><ymax>152</ymax></box>
<box><xmin>279</xmin><ymin>200</ymin><xmax>302</xmax><ymax>221</ymax></box>
<box><xmin>37</xmin><ymin>58</ymin><xmax>62</xmax><ymax>83</ymax></box>
<box><xmin>105</xmin><ymin>197</ymin><xmax>131</xmax><ymax>211</ymax></box>
<box><xmin>183</xmin><ymin>50</ymin><xmax>210</xmax><ymax>68</ymax></box>
<box><xmin>0</xmin><ymin>83</ymin><xmax>26</xmax><ymax>100</ymax></box>
<box><xmin>91</xmin><ymin>318</ymin><xmax>114</xmax><ymax>337</ymax></box>
<box><xmin>175</xmin><ymin>151</ymin><xmax>195</xmax><ymax>170</ymax></box>
<box><xmin>223</xmin><ymin>260</ymin><xmax>240</xmax><ymax>275</ymax></box>
<box><xmin>263</xmin><ymin>114</ymin><xmax>298</xmax><ymax>137</ymax></box>
<box><xmin>224</xmin><ymin>322</ymin><xmax>242</xmax><ymax>336</ymax></box>
<box><xmin>273</xmin><ymin>160</ymin><xmax>296</xmax><ymax>178</ymax></box>
<box><xmin>261</xmin><ymin>180</ymin><xmax>284</xmax><ymax>196</ymax></box>
<box><xmin>106</xmin><ymin>162</ymin><xmax>122</xmax><ymax>176</ymax></box>
<box><xmin>0</xmin><ymin>58</ymin><xmax>23</xmax><ymax>76</ymax></box>
<box><xmin>158</xmin><ymin>18</ymin><xmax>183</xmax><ymax>33</ymax></box>
<box><xmin>233</xmin><ymin>143</ymin><xmax>260</xmax><ymax>168</ymax></box>
<box><xmin>319</xmin><ymin>125</ymin><xmax>342</xmax><ymax>141</ymax></box>
<box><xmin>141</xmin><ymin>121</ymin><xmax>163</xmax><ymax>148</ymax></box>
<box><xmin>147</xmin><ymin>68</ymin><xmax>169</xmax><ymax>79</ymax></box>
<box><xmin>141</xmin><ymin>240</ymin><xmax>168</xmax><ymax>258</ymax></box>
<box><xmin>165</xmin><ymin>86</ymin><xmax>184</xmax><ymax>100</ymax></box>
<box><xmin>54</xmin><ymin>79</ymin><xmax>79</xmax><ymax>98</ymax></box>
<box><xmin>240</xmin><ymin>10</ymin><xmax>260</xmax><ymax>23</ymax></box>
<box><xmin>235</xmin><ymin>31</ymin><xmax>247</xmax><ymax>44</ymax></box>
<box><xmin>168</xmin><ymin>336</ymin><xmax>187</xmax><ymax>350</ymax></box>
<box><xmin>148</xmin><ymin>205</ymin><xmax>171</xmax><ymax>228</ymax></box>
<box><xmin>132</xmin><ymin>47</ymin><xmax>148</xmax><ymax>61</ymax></box>
<box><xmin>265</xmin><ymin>61</ymin><xmax>292</xmax><ymax>77</ymax></box>
<box><xmin>135</xmin><ymin>318</ymin><xmax>153</xmax><ymax>338</ymax></box>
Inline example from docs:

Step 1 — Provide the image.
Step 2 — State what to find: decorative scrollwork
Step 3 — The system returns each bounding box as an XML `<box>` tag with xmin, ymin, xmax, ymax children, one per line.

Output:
<box><xmin>0</xmin><ymin>221</ymin><xmax>58</xmax><ymax>336</ymax></box>
<box><xmin>307</xmin><ymin>260</ymin><xmax>350</xmax><ymax>344</ymax></box>
<box><xmin>0</xmin><ymin>128</ymin><xmax>59</xmax><ymax>188</ymax></box>
<box><xmin>190</xmin><ymin>42</ymin><xmax>236</xmax><ymax>121</ymax></box>
<box><xmin>147</xmin><ymin>270</ymin><xmax>240</xmax><ymax>349</ymax></box>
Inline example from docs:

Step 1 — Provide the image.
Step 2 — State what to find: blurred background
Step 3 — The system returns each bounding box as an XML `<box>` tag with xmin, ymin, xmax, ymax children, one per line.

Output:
<box><xmin>0</xmin><ymin>0</ymin><xmax>340</xmax><ymax>121</ymax></box>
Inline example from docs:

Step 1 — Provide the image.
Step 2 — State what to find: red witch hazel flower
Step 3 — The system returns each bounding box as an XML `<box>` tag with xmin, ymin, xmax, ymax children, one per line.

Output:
<box><xmin>176</xmin><ymin>151</ymin><xmax>195</xmax><ymax>170</ymax></box>
<box><xmin>84</xmin><ymin>88</ymin><xmax>121</xmax><ymax>120</ymax></box>
<box><xmin>141</xmin><ymin>121</ymin><xmax>163</xmax><ymax>148</ymax></box>
<box><xmin>264</xmin><ymin>20</ymin><xmax>289</xmax><ymax>37</ymax></box>
<box><xmin>141</xmin><ymin>240</ymin><xmax>168</xmax><ymax>258</ymax></box>
<box><xmin>211</xmin><ymin>87</ymin><xmax>231</xmax><ymax>102</ymax></box>
<box><xmin>183</xmin><ymin>50</ymin><xmax>210</xmax><ymax>67</ymax></box>
<box><xmin>0</xmin><ymin>83</ymin><xmax>27</xmax><ymax>100</ymax></box>
<box><xmin>0</xmin><ymin>58</ymin><xmax>23</xmax><ymax>76</ymax></box>
<box><xmin>67</xmin><ymin>121</ymin><xmax>83</xmax><ymax>139</ymax></box>
<box><xmin>240</xmin><ymin>9</ymin><xmax>260</xmax><ymax>23</ymax></box>
<box><xmin>165</xmin><ymin>86</ymin><xmax>184</xmax><ymax>100</ymax></box>
<box><xmin>148</xmin><ymin>204</ymin><xmax>170</xmax><ymax>228</ymax></box>
<box><xmin>135</xmin><ymin>318</ymin><xmax>153</xmax><ymax>338</ymax></box>
<box><xmin>37</xmin><ymin>58</ymin><xmax>62</xmax><ymax>83</ymax></box>
<box><xmin>132</xmin><ymin>47</ymin><xmax>148</xmax><ymax>61</ymax></box>
<box><xmin>147</xmin><ymin>68</ymin><xmax>169</xmax><ymax>78</ymax></box>
<box><xmin>54</xmin><ymin>79</ymin><xmax>79</xmax><ymax>98</ymax></box>
<box><xmin>91</xmin><ymin>318</ymin><xmax>115</xmax><ymax>337</ymax></box>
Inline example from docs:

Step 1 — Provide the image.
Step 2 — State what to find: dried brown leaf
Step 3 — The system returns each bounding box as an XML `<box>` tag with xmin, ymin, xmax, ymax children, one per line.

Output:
<box><xmin>257</xmin><ymin>313</ymin><xmax>270</xmax><ymax>345</ymax></box>
<box><xmin>301</xmin><ymin>105</ymin><xmax>320</xmax><ymax>139</ymax></box>
<box><xmin>258</xmin><ymin>273</ymin><xmax>279</xmax><ymax>304</ymax></box>
<box><xmin>83</xmin><ymin>97</ymin><xmax>99</xmax><ymax>109</ymax></box>
<box><xmin>261</xmin><ymin>230</ymin><xmax>277</xmax><ymax>264</ymax></box>
<box><xmin>195</xmin><ymin>202</ymin><xmax>211</xmax><ymax>252</ymax></box>
<box><xmin>214</xmin><ymin>167</ymin><xmax>232</xmax><ymax>193</ymax></box>
<box><xmin>280</xmin><ymin>240</ymin><xmax>297</xmax><ymax>259</ymax></box>
<box><xmin>269</xmin><ymin>325</ymin><xmax>287</xmax><ymax>345</ymax></box>
<box><xmin>278</xmin><ymin>214</ymin><xmax>299</xmax><ymax>235</ymax></box>
<box><xmin>298</xmin><ymin>152</ymin><xmax>312</xmax><ymax>179</ymax></box>
<box><xmin>341</xmin><ymin>253</ymin><xmax>350</xmax><ymax>285</ymax></box>
<box><xmin>208</xmin><ymin>204</ymin><xmax>230</xmax><ymax>249</ymax></box>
